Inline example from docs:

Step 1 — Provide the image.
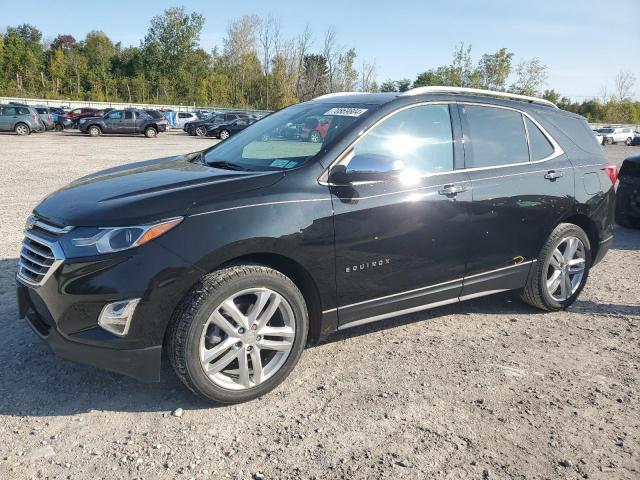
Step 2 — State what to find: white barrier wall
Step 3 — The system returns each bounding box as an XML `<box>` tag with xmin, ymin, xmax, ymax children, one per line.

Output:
<box><xmin>0</xmin><ymin>96</ymin><xmax>271</xmax><ymax>116</ymax></box>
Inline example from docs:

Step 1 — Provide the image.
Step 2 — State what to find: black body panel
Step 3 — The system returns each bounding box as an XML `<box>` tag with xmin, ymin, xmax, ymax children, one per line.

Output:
<box><xmin>17</xmin><ymin>92</ymin><xmax>615</xmax><ymax>382</ymax></box>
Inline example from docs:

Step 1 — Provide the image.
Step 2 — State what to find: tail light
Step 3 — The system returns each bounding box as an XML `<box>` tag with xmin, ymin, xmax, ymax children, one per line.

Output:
<box><xmin>604</xmin><ymin>164</ymin><xmax>618</xmax><ymax>185</ymax></box>
<box><xmin>32</xmin><ymin>114</ymin><xmax>38</xmax><ymax>121</ymax></box>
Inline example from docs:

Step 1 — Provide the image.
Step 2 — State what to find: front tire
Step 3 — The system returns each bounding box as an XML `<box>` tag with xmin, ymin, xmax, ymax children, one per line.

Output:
<box><xmin>88</xmin><ymin>125</ymin><xmax>101</xmax><ymax>137</ymax></box>
<box><xmin>520</xmin><ymin>223</ymin><xmax>591</xmax><ymax>311</ymax></box>
<box><xmin>309</xmin><ymin>130</ymin><xmax>322</xmax><ymax>143</ymax></box>
<box><xmin>168</xmin><ymin>265</ymin><xmax>309</xmax><ymax>404</ymax></box>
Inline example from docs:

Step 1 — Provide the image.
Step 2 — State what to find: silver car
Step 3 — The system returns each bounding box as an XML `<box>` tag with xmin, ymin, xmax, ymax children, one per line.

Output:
<box><xmin>0</xmin><ymin>105</ymin><xmax>45</xmax><ymax>135</ymax></box>
<box><xmin>34</xmin><ymin>106</ymin><xmax>55</xmax><ymax>131</ymax></box>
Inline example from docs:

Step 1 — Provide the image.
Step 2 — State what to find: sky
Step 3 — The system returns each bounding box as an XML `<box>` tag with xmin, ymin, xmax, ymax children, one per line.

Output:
<box><xmin>1</xmin><ymin>0</ymin><xmax>638</xmax><ymax>100</ymax></box>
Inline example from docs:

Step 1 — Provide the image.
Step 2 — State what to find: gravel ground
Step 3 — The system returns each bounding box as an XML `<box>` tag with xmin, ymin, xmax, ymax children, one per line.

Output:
<box><xmin>0</xmin><ymin>131</ymin><xmax>638</xmax><ymax>480</ymax></box>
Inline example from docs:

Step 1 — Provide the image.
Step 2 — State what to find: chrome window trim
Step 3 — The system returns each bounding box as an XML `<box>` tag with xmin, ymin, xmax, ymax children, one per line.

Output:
<box><xmin>318</xmin><ymin>100</ymin><xmax>565</xmax><ymax>185</ymax></box>
<box><xmin>455</xmin><ymin>102</ymin><xmax>565</xmax><ymax>171</ymax></box>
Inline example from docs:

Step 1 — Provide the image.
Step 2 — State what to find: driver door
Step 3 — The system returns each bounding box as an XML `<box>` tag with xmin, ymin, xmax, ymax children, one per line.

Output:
<box><xmin>329</xmin><ymin>103</ymin><xmax>472</xmax><ymax>329</ymax></box>
<box><xmin>103</xmin><ymin>110</ymin><xmax>122</xmax><ymax>133</ymax></box>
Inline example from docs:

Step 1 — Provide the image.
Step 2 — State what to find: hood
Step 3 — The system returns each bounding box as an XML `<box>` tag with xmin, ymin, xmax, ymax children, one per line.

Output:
<box><xmin>34</xmin><ymin>154</ymin><xmax>284</xmax><ymax>227</ymax></box>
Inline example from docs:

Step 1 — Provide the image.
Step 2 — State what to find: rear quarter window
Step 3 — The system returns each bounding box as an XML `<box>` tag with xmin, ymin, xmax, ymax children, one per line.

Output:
<box><xmin>525</xmin><ymin>117</ymin><xmax>554</xmax><ymax>160</ymax></box>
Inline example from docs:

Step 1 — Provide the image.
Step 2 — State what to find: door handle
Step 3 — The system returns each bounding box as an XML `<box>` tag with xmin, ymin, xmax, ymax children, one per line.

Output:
<box><xmin>438</xmin><ymin>184</ymin><xmax>467</xmax><ymax>196</ymax></box>
<box><xmin>544</xmin><ymin>170</ymin><xmax>564</xmax><ymax>181</ymax></box>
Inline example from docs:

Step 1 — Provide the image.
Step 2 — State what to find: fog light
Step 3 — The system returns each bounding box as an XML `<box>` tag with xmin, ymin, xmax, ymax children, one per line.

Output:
<box><xmin>98</xmin><ymin>299</ymin><xmax>140</xmax><ymax>336</ymax></box>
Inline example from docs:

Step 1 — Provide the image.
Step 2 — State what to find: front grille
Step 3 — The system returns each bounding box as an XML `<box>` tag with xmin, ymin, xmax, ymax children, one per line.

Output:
<box><xmin>17</xmin><ymin>217</ymin><xmax>68</xmax><ymax>287</ymax></box>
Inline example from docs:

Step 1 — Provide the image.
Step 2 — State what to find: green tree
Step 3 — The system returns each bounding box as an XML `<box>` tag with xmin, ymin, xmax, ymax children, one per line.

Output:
<box><xmin>477</xmin><ymin>48</ymin><xmax>513</xmax><ymax>91</ymax></box>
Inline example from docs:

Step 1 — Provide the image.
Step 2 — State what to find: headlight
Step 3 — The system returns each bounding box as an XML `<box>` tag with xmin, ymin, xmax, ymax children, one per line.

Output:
<box><xmin>60</xmin><ymin>217</ymin><xmax>182</xmax><ymax>258</ymax></box>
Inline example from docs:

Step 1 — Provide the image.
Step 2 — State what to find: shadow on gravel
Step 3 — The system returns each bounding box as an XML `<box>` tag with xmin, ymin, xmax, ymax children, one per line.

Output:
<box><xmin>611</xmin><ymin>225</ymin><xmax>640</xmax><ymax>251</ymax></box>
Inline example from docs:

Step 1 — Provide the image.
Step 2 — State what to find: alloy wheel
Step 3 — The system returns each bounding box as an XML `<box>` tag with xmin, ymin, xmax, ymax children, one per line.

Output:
<box><xmin>15</xmin><ymin>124</ymin><xmax>28</xmax><ymax>135</ymax></box>
<box><xmin>220</xmin><ymin>130</ymin><xmax>230</xmax><ymax>140</ymax></box>
<box><xmin>546</xmin><ymin>236</ymin><xmax>586</xmax><ymax>301</ymax></box>
<box><xmin>199</xmin><ymin>288</ymin><xmax>295</xmax><ymax>390</ymax></box>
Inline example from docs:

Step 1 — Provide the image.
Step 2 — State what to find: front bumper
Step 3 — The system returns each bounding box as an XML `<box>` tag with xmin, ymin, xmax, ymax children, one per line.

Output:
<box><xmin>18</xmin><ymin>281</ymin><xmax>162</xmax><ymax>382</ymax></box>
<box><xmin>15</xmin><ymin>224</ymin><xmax>203</xmax><ymax>383</ymax></box>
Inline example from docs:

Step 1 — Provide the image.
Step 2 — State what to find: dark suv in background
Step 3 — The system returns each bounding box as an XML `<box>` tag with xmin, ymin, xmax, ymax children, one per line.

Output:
<box><xmin>16</xmin><ymin>87</ymin><xmax>615</xmax><ymax>404</ymax></box>
<box><xmin>78</xmin><ymin>109</ymin><xmax>168</xmax><ymax>137</ymax></box>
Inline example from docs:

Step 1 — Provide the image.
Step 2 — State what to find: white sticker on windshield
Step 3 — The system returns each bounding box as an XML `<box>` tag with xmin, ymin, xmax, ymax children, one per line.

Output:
<box><xmin>324</xmin><ymin>107</ymin><xmax>368</xmax><ymax>117</ymax></box>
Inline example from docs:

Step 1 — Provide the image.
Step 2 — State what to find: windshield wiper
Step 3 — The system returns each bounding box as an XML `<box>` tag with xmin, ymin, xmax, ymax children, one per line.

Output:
<box><xmin>208</xmin><ymin>160</ymin><xmax>252</xmax><ymax>171</ymax></box>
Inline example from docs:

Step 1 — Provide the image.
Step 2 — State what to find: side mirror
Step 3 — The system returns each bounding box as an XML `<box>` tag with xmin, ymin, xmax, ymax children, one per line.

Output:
<box><xmin>329</xmin><ymin>153</ymin><xmax>399</xmax><ymax>184</ymax></box>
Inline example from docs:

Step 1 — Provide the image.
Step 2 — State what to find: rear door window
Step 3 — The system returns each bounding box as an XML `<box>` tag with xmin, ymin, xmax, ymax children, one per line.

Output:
<box><xmin>525</xmin><ymin>117</ymin><xmax>554</xmax><ymax>160</ymax></box>
<box><xmin>461</xmin><ymin>105</ymin><xmax>529</xmax><ymax>168</ymax></box>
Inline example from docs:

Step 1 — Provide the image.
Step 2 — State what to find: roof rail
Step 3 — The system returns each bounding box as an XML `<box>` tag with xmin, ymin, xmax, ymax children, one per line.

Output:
<box><xmin>400</xmin><ymin>86</ymin><xmax>558</xmax><ymax>109</ymax></box>
<box><xmin>313</xmin><ymin>92</ymin><xmax>370</xmax><ymax>100</ymax></box>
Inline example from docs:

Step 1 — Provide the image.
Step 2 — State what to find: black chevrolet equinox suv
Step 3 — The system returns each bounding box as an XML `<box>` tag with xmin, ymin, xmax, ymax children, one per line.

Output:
<box><xmin>17</xmin><ymin>87</ymin><xmax>616</xmax><ymax>403</ymax></box>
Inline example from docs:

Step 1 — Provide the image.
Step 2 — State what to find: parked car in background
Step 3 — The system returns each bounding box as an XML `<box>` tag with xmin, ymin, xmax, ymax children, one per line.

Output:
<box><xmin>601</xmin><ymin>126</ymin><xmax>635</xmax><ymax>145</ymax></box>
<box><xmin>206</xmin><ymin>117</ymin><xmax>255</xmax><ymax>139</ymax></box>
<box><xmin>0</xmin><ymin>104</ymin><xmax>45</xmax><ymax>135</ymax></box>
<box><xmin>615</xmin><ymin>154</ymin><xmax>640</xmax><ymax>228</ymax></box>
<box><xmin>64</xmin><ymin>107</ymin><xmax>100</xmax><ymax>119</ymax></box>
<box><xmin>174</xmin><ymin>112</ymin><xmax>199</xmax><ymax>129</ymax></box>
<box><xmin>78</xmin><ymin>109</ymin><xmax>167</xmax><ymax>137</ymax></box>
<box><xmin>194</xmin><ymin>109</ymin><xmax>212</xmax><ymax>119</ymax></box>
<box><xmin>186</xmin><ymin>112</ymin><xmax>250</xmax><ymax>136</ymax></box>
<box><xmin>593</xmin><ymin>129</ymin><xmax>604</xmax><ymax>145</ymax></box>
<box><xmin>16</xmin><ymin>87</ymin><xmax>616</xmax><ymax>404</ymax></box>
<box><xmin>33</xmin><ymin>106</ymin><xmax>55</xmax><ymax>131</ymax></box>
<box><xmin>60</xmin><ymin>108</ymin><xmax>102</xmax><ymax>129</ymax></box>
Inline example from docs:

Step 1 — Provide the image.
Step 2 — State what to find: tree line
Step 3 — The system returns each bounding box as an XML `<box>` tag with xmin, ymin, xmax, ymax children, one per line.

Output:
<box><xmin>0</xmin><ymin>7</ymin><xmax>637</xmax><ymax>124</ymax></box>
<box><xmin>381</xmin><ymin>44</ymin><xmax>638</xmax><ymax>125</ymax></box>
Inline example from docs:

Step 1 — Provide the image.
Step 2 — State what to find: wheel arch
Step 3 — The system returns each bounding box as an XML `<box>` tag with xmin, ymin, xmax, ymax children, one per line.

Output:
<box><xmin>557</xmin><ymin>212</ymin><xmax>600</xmax><ymax>263</ymax></box>
<box><xmin>167</xmin><ymin>249</ymin><xmax>325</xmax><ymax>346</ymax></box>
<box><xmin>216</xmin><ymin>252</ymin><xmax>324</xmax><ymax>344</ymax></box>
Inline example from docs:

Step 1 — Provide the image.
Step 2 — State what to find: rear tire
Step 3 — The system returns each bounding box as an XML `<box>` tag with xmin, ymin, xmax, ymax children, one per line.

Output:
<box><xmin>520</xmin><ymin>223</ymin><xmax>591</xmax><ymax>311</ymax></box>
<box><xmin>55</xmin><ymin>124</ymin><xmax>64</xmax><ymax>132</ymax></box>
<box><xmin>144</xmin><ymin>126</ymin><xmax>157</xmax><ymax>138</ymax></box>
<box><xmin>219</xmin><ymin>129</ymin><xmax>230</xmax><ymax>140</ymax></box>
<box><xmin>168</xmin><ymin>264</ymin><xmax>308</xmax><ymax>404</ymax></box>
<box><xmin>195</xmin><ymin>126</ymin><xmax>207</xmax><ymax>137</ymax></box>
<box><xmin>14</xmin><ymin>123</ymin><xmax>30</xmax><ymax>136</ymax></box>
<box><xmin>626</xmin><ymin>137</ymin><xmax>632</xmax><ymax>146</ymax></box>
<box><xmin>88</xmin><ymin>125</ymin><xmax>101</xmax><ymax>137</ymax></box>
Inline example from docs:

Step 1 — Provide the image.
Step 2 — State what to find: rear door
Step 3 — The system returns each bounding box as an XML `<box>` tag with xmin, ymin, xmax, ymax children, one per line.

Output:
<box><xmin>458</xmin><ymin>103</ymin><xmax>574</xmax><ymax>297</ymax></box>
<box><xmin>331</xmin><ymin>103</ymin><xmax>472</xmax><ymax>328</ymax></box>
<box><xmin>121</xmin><ymin>111</ymin><xmax>136</xmax><ymax>133</ymax></box>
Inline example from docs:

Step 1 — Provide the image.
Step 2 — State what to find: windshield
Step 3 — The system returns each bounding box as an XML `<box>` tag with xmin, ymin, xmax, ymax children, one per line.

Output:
<box><xmin>202</xmin><ymin>103</ymin><xmax>375</xmax><ymax>171</ymax></box>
